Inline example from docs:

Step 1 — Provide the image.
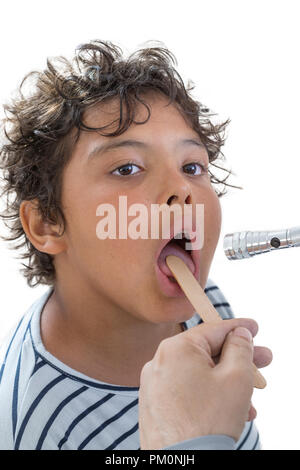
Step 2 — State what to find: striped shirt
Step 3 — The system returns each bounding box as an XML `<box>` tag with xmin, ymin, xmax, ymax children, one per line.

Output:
<box><xmin>0</xmin><ymin>278</ymin><xmax>261</xmax><ymax>450</ymax></box>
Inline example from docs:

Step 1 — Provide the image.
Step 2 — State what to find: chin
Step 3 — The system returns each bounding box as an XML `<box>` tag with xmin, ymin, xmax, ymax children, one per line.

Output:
<box><xmin>153</xmin><ymin>302</ymin><xmax>196</xmax><ymax>325</ymax></box>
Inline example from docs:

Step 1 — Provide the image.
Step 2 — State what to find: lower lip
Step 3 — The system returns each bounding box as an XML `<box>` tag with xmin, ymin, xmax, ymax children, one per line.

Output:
<box><xmin>155</xmin><ymin>263</ymin><xmax>185</xmax><ymax>297</ymax></box>
<box><xmin>154</xmin><ymin>257</ymin><xmax>199</xmax><ymax>298</ymax></box>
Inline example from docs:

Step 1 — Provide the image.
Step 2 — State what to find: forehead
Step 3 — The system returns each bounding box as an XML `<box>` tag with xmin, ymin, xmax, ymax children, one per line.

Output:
<box><xmin>81</xmin><ymin>91</ymin><xmax>195</xmax><ymax>137</ymax></box>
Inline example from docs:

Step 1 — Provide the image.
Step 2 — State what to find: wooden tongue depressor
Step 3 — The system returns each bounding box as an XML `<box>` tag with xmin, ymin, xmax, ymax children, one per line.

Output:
<box><xmin>166</xmin><ymin>255</ymin><xmax>267</xmax><ymax>390</ymax></box>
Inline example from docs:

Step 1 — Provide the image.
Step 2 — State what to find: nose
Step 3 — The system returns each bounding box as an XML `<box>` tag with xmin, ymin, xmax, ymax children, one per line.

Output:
<box><xmin>155</xmin><ymin>168</ymin><xmax>194</xmax><ymax>239</ymax></box>
<box><xmin>158</xmin><ymin>169</ymin><xmax>192</xmax><ymax>207</ymax></box>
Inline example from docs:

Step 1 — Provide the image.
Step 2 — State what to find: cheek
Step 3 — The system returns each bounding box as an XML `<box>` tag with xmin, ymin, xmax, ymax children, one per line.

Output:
<box><xmin>196</xmin><ymin>193</ymin><xmax>221</xmax><ymax>288</ymax></box>
<box><xmin>201</xmin><ymin>191</ymin><xmax>222</xmax><ymax>257</ymax></box>
<box><xmin>83</xmin><ymin>238</ymin><xmax>151</xmax><ymax>309</ymax></box>
<box><xmin>63</xmin><ymin>183</ymin><xmax>147</xmax><ymax>265</ymax></box>
<box><xmin>205</xmin><ymin>195</ymin><xmax>222</xmax><ymax>241</ymax></box>
<box><xmin>69</xmin><ymin>214</ymin><xmax>147</xmax><ymax>280</ymax></box>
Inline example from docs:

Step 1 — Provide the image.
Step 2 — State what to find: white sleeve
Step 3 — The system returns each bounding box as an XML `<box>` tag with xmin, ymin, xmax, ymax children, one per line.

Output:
<box><xmin>162</xmin><ymin>435</ymin><xmax>236</xmax><ymax>450</ymax></box>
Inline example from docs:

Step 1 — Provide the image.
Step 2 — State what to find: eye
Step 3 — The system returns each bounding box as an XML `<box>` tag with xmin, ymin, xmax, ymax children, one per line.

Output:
<box><xmin>183</xmin><ymin>162</ymin><xmax>208</xmax><ymax>176</ymax></box>
<box><xmin>111</xmin><ymin>163</ymin><xmax>141</xmax><ymax>177</ymax></box>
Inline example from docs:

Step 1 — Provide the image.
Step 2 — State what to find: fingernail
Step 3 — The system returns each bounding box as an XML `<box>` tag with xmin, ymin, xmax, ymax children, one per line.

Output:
<box><xmin>233</xmin><ymin>327</ymin><xmax>253</xmax><ymax>342</ymax></box>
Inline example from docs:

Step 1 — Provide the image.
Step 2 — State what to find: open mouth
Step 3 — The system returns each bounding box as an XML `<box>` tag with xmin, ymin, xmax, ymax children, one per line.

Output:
<box><xmin>155</xmin><ymin>231</ymin><xmax>198</xmax><ymax>296</ymax></box>
<box><xmin>158</xmin><ymin>233</ymin><xmax>195</xmax><ymax>278</ymax></box>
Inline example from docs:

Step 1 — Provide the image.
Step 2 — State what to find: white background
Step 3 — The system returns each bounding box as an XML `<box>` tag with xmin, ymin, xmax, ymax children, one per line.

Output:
<box><xmin>0</xmin><ymin>0</ymin><xmax>299</xmax><ymax>450</ymax></box>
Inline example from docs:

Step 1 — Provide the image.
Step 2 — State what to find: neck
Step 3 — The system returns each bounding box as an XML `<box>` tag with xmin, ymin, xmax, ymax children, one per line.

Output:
<box><xmin>40</xmin><ymin>277</ymin><xmax>184</xmax><ymax>387</ymax></box>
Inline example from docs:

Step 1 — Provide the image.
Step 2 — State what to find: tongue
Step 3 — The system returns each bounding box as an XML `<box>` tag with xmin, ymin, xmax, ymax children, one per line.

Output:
<box><xmin>158</xmin><ymin>241</ymin><xmax>195</xmax><ymax>277</ymax></box>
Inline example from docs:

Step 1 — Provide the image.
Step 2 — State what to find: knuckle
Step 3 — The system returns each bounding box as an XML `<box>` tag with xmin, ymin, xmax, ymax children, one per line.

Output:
<box><xmin>156</xmin><ymin>338</ymin><xmax>170</xmax><ymax>356</ymax></box>
<box><xmin>140</xmin><ymin>360</ymin><xmax>152</xmax><ymax>381</ymax></box>
<box><xmin>158</xmin><ymin>335</ymin><xmax>185</xmax><ymax>354</ymax></box>
<box><xmin>154</xmin><ymin>335</ymin><xmax>188</xmax><ymax>369</ymax></box>
<box><xmin>153</xmin><ymin>338</ymin><xmax>171</xmax><ymax>367</ymax></box>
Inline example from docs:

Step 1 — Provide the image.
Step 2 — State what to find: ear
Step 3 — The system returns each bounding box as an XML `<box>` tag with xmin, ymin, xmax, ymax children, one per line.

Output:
<box><xmin>19</xmin><ymin>199</ymin><xmax>67</xmax><ymax>255</ymax></box>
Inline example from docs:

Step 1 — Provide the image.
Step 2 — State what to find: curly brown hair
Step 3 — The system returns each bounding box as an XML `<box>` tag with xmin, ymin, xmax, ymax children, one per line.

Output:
<box><xmin>0</xmin><ymin>39</ymin><xmax>241</xmax><ymax>288</ymax></box>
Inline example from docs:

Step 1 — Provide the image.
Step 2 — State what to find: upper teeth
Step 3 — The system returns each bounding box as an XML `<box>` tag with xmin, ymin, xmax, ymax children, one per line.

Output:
<box><xmin>174</xmin><ymin>231</ymin><xmax>191</xmax><ymax>241</ymax></box>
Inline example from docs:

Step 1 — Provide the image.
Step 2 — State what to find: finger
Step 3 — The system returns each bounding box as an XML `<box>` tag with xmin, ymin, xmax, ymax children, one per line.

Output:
<box><xmin>214</xmin><ymin>346</ymin><xmax>273</xmax><ymax>369</ymax></box>
<box><xmin>253</xmin><ymin>346</ymin><xmax>273</xmax><ymax>369</ymax></box>
<box><xmin>183</xmin><ymin>318</ymin><xmax>258</xmax><ymax>358</ymax></box>
<box><xmin>217</xmin><ymin>327</ymin><xmax>254</xmax><ymax>376</ymax></box>
<box><xmin>247</xmin><ymin>402</ymin><xmax>257</xmax><ymax>421</ymax></box>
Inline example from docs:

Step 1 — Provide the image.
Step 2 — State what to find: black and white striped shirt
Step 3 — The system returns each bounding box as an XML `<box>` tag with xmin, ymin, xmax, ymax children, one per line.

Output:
<box><xmin>0</xmin><ymin>279</ymin><xmax>261</xmax><ymax>450</ymax></box>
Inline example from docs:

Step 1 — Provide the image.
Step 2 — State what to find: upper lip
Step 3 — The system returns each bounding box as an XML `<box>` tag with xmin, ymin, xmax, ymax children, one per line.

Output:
<box><xmin>155</xmin><ymin>220</ymin><xmax>200</xmax><ymax>277</ymax></box>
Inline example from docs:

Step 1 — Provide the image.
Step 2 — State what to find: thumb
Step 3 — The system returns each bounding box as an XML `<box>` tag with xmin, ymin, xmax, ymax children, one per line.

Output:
<box><xmin>218</xmin><ymin>327</ymin><xmax>254</xmax><ymax>377</ymax></box>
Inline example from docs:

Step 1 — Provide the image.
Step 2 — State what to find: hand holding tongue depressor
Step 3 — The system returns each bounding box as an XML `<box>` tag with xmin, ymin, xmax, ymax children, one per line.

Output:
<box><xmin>166</xmin><ymin>255</ymin><xmax>267</xmax><ymax>390</ymax></box>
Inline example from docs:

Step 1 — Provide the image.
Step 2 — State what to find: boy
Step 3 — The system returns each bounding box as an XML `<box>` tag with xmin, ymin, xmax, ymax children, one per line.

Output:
<box><xmin>0</xmin><ymin>40</ymin><xmax>268</xmax><ymax>450</ymax></box>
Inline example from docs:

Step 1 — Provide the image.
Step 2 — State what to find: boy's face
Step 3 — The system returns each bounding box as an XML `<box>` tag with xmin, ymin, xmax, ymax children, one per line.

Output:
<box><xmin>59</xmin><ymin>92</ymin><xmax>222</xmax><ymax>324</ymax></box>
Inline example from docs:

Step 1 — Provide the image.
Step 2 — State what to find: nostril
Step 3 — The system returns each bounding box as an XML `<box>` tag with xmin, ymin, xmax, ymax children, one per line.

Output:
<box><xmin>167</xmin><ymin>195</ymin><xmax>177</xmax><ymax>205</ymax></box>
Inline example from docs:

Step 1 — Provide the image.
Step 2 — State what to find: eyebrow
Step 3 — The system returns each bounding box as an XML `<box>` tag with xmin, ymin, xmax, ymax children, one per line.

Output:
<box><xmin>87</xmin><ymin>138</ymin><xmax>207</xmax><ymax>161</ymax></box>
